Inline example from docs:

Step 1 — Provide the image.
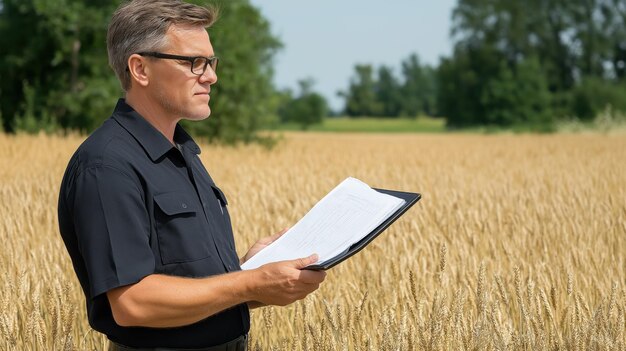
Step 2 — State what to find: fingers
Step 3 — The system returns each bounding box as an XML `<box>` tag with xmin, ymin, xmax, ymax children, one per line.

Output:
<box><xmin>253</xmin><ymin>256</ymin><xmax>326</xmax><ymax>306</ymax></box>
<box><xmin>298</xmin><ymin>269</ymin><xmax>327</xmax><ymax>284</ymax></box>
<box><xmin>269</xmin><ymin>227</ymin><xmax>289</xmax><ymax>241</ymax></box>
<box><xmin>291</xmin><ymin>254</ymin><xmax>319</xmax><ymax>269</ymax></box>
<box><xmin>257</xmin><ymin>228</ymin><xmax>289</xmax><ymax>247</ymax></box>
<box><xmin>290</xmin><ymin>254</ymin><xmax>326</xmax><ymax>283</ymax></box>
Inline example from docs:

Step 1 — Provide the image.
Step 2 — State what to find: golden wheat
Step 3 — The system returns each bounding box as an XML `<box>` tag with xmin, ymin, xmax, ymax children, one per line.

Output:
<box><xmin>0</xmin><ymin>131</ymin><xmax>625</xmax><ymax>350</ymax></box>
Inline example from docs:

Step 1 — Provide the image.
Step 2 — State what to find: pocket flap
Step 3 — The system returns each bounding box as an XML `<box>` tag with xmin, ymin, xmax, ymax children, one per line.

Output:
<box><xmin>154</xmin><ymin>192</ymin><xmax>198</xmax><ymax>215</ymax></box>
<box><xmin>211</xmin><ymin>184</ymin><xmax>228</xmax><ymax>206</ymax></box>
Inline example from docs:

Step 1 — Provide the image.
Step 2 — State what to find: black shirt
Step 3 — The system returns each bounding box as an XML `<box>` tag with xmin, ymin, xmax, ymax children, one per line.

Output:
<box><xmin>57</xmin><ymin>99</ymin><xmax>249</xmax><ymax>348</ymax></box>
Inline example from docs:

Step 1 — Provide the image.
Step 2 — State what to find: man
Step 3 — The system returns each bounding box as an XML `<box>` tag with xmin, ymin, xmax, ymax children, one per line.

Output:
<box><xmin>57</xmin><ymin>1</ymin><xmax>326</xmax><ymax>350</ymax></box>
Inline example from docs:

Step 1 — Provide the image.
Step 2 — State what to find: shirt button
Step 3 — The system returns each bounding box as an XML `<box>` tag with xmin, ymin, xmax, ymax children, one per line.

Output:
<box><xmin>181</xmin><ymin>203</ymin><xmax>188</xmax><ymax>209</ymax></box>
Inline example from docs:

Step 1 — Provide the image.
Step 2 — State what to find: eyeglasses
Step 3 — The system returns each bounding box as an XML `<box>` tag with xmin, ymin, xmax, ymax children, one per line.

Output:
<box><xmin>137</xmin><ymin>52</ymin><xmax>219</xmax><ymax>75</ymax></box>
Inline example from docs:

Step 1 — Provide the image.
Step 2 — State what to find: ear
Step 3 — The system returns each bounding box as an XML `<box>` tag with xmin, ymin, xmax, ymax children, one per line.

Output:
<box><xmin>127</xmin><ymin>54</ymin><xmax>150</xmax><ymax>87</ymax></box>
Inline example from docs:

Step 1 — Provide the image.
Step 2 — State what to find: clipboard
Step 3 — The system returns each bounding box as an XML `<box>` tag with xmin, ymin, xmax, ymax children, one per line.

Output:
<box><xmin>304</xmin><ymin>189</ymin><xmax>421</xmax><ymax>270</ymax></box>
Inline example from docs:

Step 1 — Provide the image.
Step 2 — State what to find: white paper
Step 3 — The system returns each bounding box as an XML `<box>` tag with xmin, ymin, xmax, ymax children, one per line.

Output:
<box><xmin>240</xmin><ymin>177</ymin><xmax>406</xmax><ymax>270</ymax></box>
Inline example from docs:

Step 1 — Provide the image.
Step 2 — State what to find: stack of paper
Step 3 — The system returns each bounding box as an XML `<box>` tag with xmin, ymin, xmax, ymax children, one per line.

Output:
<box><xmin>240</xmin><ymin>177</ymin><xmax>406</xmax><ymax>270</ymax></box>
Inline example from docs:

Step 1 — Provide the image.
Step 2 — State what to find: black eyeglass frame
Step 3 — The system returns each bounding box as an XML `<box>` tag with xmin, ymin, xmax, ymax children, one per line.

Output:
<box><xmin>137</xmin><ymin>51</ymin><xmax>219</xmax><ymax>75</ymax></box>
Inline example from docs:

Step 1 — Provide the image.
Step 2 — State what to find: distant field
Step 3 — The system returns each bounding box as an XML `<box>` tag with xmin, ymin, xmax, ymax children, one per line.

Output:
<box><xmin>272</xmin><ymin>115</ymin><xmax>626</xmax><ymax>135</ymax></box>
<box><xmin>269</xmin><ymin>116</ymin><xmax>446</xmax><ymax>133</ymax></box>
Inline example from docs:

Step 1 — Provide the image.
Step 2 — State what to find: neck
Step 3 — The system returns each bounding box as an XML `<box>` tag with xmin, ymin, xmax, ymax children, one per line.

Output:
<box><xmin>125</xmin><ymin>90</ymin><xmax>179</xmax><ymax>144</ymax></box>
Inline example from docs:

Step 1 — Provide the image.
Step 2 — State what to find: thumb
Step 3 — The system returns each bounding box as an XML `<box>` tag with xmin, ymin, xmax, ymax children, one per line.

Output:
<box><xmin>291</xmin><ymin>254</ymin><xmax>319</xmax><ymax>269</ymax></box>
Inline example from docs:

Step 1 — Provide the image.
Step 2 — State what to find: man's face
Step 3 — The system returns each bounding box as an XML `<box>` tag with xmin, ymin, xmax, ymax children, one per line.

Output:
<box><xmin>148</xmin><ymin>25</ymin><xmax>217</xmax><ymax>121</ymax></box>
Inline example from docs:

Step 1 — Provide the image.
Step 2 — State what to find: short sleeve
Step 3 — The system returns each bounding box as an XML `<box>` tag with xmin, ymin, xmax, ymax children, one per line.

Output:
<box><xmin>72</xmin><ymin>165</ymin><xmax>155</xmax><ymax>298</ymax></box>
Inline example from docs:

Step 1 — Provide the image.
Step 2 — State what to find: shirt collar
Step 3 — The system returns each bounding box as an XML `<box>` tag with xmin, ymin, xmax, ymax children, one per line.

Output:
<box><xmin>111</xmin><ymin>99</ymin><xmax>201</xmax><ymax>161</ymax></box>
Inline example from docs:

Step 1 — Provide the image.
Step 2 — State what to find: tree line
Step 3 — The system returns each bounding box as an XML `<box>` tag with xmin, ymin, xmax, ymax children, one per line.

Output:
<box><xmin>338</xmin><ymin>54</ymin><xmax>437</xmax><ymax>119</ymax></box>
<box><xmin>339</xmin><ymin>0</ymin><xmax>626</xmax><ymax>131</ymax></box>
<box><xmin>438</xmin><ymin>0</ymin><xmax>626</xmax><ymax>129</ymax></box>
<box><xmin>1</xmin><ymin>0</ymin><xmax>625</xmax><ymax>140</ymax></box>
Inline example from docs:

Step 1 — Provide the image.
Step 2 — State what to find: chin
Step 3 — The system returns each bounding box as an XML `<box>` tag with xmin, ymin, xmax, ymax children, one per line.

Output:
<box><xmin>185</xmin><ymin>114</ymin><xmax>210</xmax><ymax>121</ymax></box>
<box><xmin>185</xmin><ymin>107</ymin><xmax>211</xmax><ymax>121</ymax></box>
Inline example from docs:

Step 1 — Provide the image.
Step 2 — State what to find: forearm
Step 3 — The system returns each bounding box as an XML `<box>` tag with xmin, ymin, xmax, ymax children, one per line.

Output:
<box><xmin>108</xmin><ymin>255</ymin><xmax>325</xmax><ymax>328</ymax></box>
<box><xmin>247</xmin><ymin>301</ymin><xmax>266</xmax><ymax>309</ymax></box>
<box><xmin>108</xmin><ymin>271</ymin><xmax>255</xmax><ymax>328</ymax></box>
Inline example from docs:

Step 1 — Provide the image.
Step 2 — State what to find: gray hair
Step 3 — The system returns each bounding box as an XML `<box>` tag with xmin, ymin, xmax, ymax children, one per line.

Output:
<box><xmin>107</xmin><ymin>0</ymin><xmax>218</xmax><ymax>91</ymax></box>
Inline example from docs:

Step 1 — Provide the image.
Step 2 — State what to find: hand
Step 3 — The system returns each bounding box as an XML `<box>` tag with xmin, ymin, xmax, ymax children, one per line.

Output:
<box><xmin>250</xmin><ymin>254</ymin><xmax>327</xmax><ymax>306</ymax></box>
<box><xmin>240</xmin><ymin>228</ymin><xmax>289</xmax><ymax>264</ymax></box>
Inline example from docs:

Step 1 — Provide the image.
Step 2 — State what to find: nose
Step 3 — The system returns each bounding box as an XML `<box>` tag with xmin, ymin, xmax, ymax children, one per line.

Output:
<box><xmin>199</xmin><ymin>65</ymin><xmax>217</xmax><ymax>85</ymax></box>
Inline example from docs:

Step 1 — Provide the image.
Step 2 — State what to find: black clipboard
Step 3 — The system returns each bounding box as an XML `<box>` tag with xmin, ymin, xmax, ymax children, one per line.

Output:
<box><xmin>304</xmin><ymin>189</ymin><xmax>421</xmax><ymax>270</ymax></box>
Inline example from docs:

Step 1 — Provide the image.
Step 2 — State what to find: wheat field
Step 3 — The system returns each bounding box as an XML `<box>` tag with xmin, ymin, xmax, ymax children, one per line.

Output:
<box><xmin>0</xmin><ymin>131</ymin><xmax>625</xmax><ymax>350</ymax></box>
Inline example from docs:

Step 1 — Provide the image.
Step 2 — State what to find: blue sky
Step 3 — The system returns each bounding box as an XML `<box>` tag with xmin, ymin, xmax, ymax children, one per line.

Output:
<box><xmin>248</xmin><ymin>0</ymin><xmax>457</xmax><ymax>111</ymax></box>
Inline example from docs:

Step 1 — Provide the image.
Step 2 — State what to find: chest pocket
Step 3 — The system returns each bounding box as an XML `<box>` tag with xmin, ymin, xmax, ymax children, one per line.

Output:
<box><xmin>210</xmin><ymin>184</ymin><xmax>237</xmax><ymax>251</ymax></box>
<box><xmin>153</xmin><ymin>192</ymin><xmax>210</xmax><ymax>265</ymax></box>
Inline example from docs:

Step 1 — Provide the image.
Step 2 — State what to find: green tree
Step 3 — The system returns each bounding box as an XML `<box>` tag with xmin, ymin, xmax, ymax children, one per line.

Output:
<box><xmin>339</xmin><ymin>64</ymin><xmax>382</xmax><ymax>117</ymax></box>
<box><xmin>0</xmin><ymin>0</ymin><xmax>121</xmax><ymax>132</ymax></box>
<box><xmin>440</xmin><ymin>0</ymin><xmax>626</xmax><ymax>126</ymax></box>
<box><xmin>481</xmin><ymin>57</ymin><xmax>552</xmax><ymax>128</ymax></box>
<box><xmin>0</xmin><ymin>0</ymin><xmax>282</xmax><ymax>144</ymax></box>
<box><xmin>399</xmin><ymin>54</ymin><xmax>437</xmax><ymax>117</ymax></box>
<box><xmin>340</xmin><ymin>54</ymin><xmax>438</xmax><ymax>118</ymax></box>
<box><xmin>451</xmin><ymin>0</ymin><xmax>578</xmax><ymax>92</ymax></box>
<box><xmin>588</xmin><ymin>0</ymin><xmax>626</xmax><ymax>81</ymax></box>
<box><xmin>570</xmin><ymin>77</ymin><xmax>626</xmax><ymax>120</ymax></box>
<box><xmin>278</xmin><ymin>78</ymin><xmax>328</xmax><ymax>130</ymax></box>
<box><xmin>374</xmin><ymin>65</ymin><xmax>402</xmax><ymax>117</ymax></box>
<box><xmin>437</xmin><ymin>45</ymin><xmax>504</xmax><ymax>127</ymax></box>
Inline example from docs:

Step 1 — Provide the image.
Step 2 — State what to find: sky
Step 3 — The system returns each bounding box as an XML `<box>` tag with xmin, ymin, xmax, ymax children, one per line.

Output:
<box><xmin>248</xmin><ymin>0</ymin><xmax>457</xmax><ymax>111</ymax></box>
